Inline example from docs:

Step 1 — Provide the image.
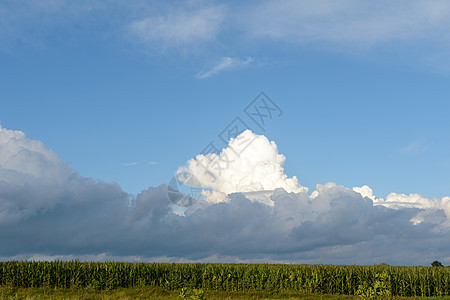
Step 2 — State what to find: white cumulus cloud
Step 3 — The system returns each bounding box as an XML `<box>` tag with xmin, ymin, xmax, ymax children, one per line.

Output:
<box><xmin>353</xmin><ymin>185</ymin><xmax>450</xmax><ymax>227</ymax></box>
<box><xmin>179</xmin><ymin>130</ymin><xmax>307</xmax><ymax>204</ymax></box>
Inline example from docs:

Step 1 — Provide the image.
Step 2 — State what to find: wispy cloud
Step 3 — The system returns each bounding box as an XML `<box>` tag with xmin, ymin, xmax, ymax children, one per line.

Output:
<box><xmin>240</xmin><ymin>1</ymin><xmax>450</xmax><ymax>45</ymax></box>
<box><xmin>123</xmin><ymin>0</ymin><xmax>450</xmax><ymax>70</ymax></box>
<box><xmin>127</xmin><ymin>3</ymin><xmax>225</xmax><ymax>50</ymax></box>
<box><xmin>196</xmin><ymin>57</ymin><xmax>254</xmax><ymax>79</ymax></box>
<box><xmin>5</xmin><ymin>1</ymin><xmax>450</xmax><ymax>69</ymax></box>
<box><xmin>401</xmin><ymin>138</ymin><xmax>429</xmax><ymax>155</ymax></box>
<box><xmin>127</xmin><ymin>1</ymin><xmax>450</xmax><ymax>53</ymax></box>
<box><xmin>148</xmin><ymin>161</ymin><xmax>158</xmax><ymax>165</ymax></box>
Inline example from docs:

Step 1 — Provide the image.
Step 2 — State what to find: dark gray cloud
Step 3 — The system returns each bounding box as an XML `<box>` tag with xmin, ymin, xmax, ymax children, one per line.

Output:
<box><xmin>0</xmin><ymin>125</ymin><xmax>449</xmax><ymax>266</ymax></box>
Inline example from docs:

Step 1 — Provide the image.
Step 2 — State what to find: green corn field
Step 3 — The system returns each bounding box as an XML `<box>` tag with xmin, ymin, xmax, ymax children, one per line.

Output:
<box><xmin>0</xmin><ymin>261</ymin><xmax>449</xmax><ymax>297</ymax></box>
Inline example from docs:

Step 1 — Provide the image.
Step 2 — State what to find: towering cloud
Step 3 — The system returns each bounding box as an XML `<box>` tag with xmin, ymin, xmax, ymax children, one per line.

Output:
<box><xmin>0</xmin><ymin>125</ymin><xmax>449</xmax><ymax>265</ymax></box>
<box><xmin>180</xmin><ymin>130</ymin><xmax>307</xmax><ymax>204</ymax></box>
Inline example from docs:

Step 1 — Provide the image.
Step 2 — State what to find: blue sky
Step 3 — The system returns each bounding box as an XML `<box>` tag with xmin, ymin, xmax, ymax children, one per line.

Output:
<box><xmin>1</xmin><ymin>0</ymin><xmax>450</xmax><ymax>264</ymax></box>
<box><xmin>2</xmin><ymin>0</ymin><xmax>449</xmax><ymax>199</ymax></box>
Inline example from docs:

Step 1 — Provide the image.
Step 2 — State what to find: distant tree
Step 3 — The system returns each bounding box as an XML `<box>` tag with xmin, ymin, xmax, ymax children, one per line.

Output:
<box><xmin>431</xmin><ymin>261</ymin><xmax>444</xmax><ymax>267</ymax></box>
<box><xmin>374</xmin><ymin>263</ymin><xmax>390</xmax><ymax>267</ymax></box>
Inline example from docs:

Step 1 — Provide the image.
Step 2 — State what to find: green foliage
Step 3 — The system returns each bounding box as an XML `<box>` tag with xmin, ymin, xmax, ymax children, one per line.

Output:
<box><xmin>356</xmin><ymin>273</ymin><xmax>391</xmax><ymax>300</ymax></box>
<box><xmin>0</xmin><ymin>261</ymin><xmax>449</xmax><ymax>297</ymax></box>
<box><xmin>179</xmin><ymin>287</ymin><xmax>189</xmax><ymax>298</ymax></box>
<box><xmin>432</xmin><ymin>261</ymin><xmax>444</xmax><ymax>267</ymax></box>
<box><xmin>190</xmin><ymin>288</ymin><xmax>205</xmax><ymax>300</ymax></box>
<box><xmin>178</xmin><ymin>287</ymin><xmax>205</xmax><ymax>300</ymax></box>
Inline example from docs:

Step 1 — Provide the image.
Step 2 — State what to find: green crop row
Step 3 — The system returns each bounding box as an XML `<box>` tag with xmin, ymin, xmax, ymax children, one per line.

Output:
<box><xmin>0</xmin><ymin>262</ymin><xmax>449</xmax><ymax>297</ymax></box>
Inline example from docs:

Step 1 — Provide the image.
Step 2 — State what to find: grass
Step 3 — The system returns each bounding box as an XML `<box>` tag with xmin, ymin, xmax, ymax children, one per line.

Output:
<box><xmin>1</xmin><ymin>287</ymin><xmax>450</xmax><ymax>300</ymax></box>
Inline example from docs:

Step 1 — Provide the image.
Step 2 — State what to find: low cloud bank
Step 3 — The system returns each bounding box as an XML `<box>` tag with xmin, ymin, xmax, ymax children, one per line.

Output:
<box><xmin>0</xmin><ymin>125</ymin><xmax>448</xmax><ymax>265</ymax></box>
